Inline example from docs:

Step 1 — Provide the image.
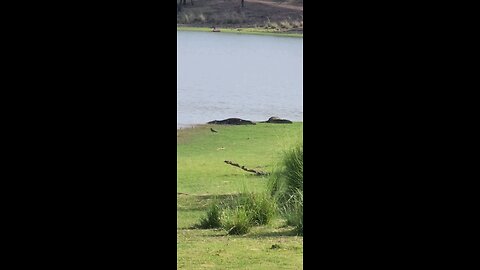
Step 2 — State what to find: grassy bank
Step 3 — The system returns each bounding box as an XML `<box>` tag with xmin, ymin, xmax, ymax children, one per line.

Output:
<box><xmin>177</xmin><ymin>123</ymin><xmax>303</xmax><ymax>269</ymax></box>
<box><xmin>177</xmin><ymin>26</ymin><xmax>303</xmax><ymax>38</ymax></box>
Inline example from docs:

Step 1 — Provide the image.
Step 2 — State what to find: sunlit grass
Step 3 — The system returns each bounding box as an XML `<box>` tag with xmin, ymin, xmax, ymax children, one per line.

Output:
<box><xmin>177</xmin><ymin>123</ymin><xmax>303</xmax><ymax>269</ymax></box>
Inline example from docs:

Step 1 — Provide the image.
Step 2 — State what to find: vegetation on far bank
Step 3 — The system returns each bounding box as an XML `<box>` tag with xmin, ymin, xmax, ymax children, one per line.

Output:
<box><xmin>177</xmin><ymin>0</ymin><xmax>303</xmax><ymax>35</ymax></box>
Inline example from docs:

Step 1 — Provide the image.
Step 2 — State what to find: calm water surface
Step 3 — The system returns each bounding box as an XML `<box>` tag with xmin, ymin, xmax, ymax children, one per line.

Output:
<box><xmin>177</xmin><ymin>31</ymin><xmax>303</xmax><ymax>128</ymax></box>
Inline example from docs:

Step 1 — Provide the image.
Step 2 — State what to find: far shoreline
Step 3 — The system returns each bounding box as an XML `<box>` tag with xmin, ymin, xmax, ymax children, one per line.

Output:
<box><xmin>177</xmin><ymin>123</ymin><xmax>204</xmax><ymax>130</ymax></box>
<box><xmin>177</xmin><ymin>26</ymin><xmax>303</xmax><ymax>38</ymax></box>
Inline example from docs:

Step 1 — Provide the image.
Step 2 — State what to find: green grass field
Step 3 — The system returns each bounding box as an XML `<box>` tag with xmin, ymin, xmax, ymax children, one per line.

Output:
<box><xmin>177</xmin><ymin>123</ymin><xmax>303</xmax><ymax>269</ymax></box>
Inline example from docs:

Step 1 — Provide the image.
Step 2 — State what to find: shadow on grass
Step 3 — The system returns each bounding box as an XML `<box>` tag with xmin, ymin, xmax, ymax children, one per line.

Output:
<box><xmin>178</xmin><ymin>193</ymin><xmax>245</xmax><ymax>231</ymax></box>
<box><xmin>246</xmin><ymin>229</ymin><xmax>301</xmax><ymax>238</ymax></box>
<box><xmin>177</xmin><ymin>193</ymin><xmax>244</xmax><ymax>212</ymax></box>
<box><xmin>183</xmin><ymin>228</ymin><xmax>300</xmax><ymax>238</ymax></box>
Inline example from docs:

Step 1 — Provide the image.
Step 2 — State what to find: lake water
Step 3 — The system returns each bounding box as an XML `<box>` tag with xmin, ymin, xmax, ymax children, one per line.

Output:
<box><xmin>177</xmin><ymin>31</ymin><xmax>303</xmax><ymax>128</ymax></box>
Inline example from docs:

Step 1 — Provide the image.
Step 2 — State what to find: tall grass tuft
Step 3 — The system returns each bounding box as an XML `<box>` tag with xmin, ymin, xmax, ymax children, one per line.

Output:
<box><xmin>221</xmin><ymin>206</ymin><xmax>251</xmax><ymax>235</ymax></box>
<box><xmin>283</xmin><ymin>189</ymin><xmax>303</xmax><ymax>234</ymax></box>
<box><xmin>269</xmin><ymin>142</ymin><xmax>303</xmax><ymax>235</ymax></box>
<box><xmin>240</xmin><ymin>192</ymin><xmax>276</xmax><ymax>226</ymax></box>
<box><xmin>269</xmin><ymin>143</ymin><xmax>303</xmax><ymax>205</ymax></box>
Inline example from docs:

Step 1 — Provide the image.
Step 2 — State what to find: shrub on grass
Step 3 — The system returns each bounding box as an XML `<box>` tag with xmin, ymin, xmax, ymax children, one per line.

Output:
<box><xmin>220</xmin><ymin>192</ymin><xmax>275</xmax><ymax>235</ymax></box>
<box><xmin>196</xmin><ymin>192</ymin><xmax>276</xmax><ymax>234</ymax></box>
<box><xmin>197</xmin><ymin>203</ymin><xmax>222</xmax><ymax>229</ymax></box>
